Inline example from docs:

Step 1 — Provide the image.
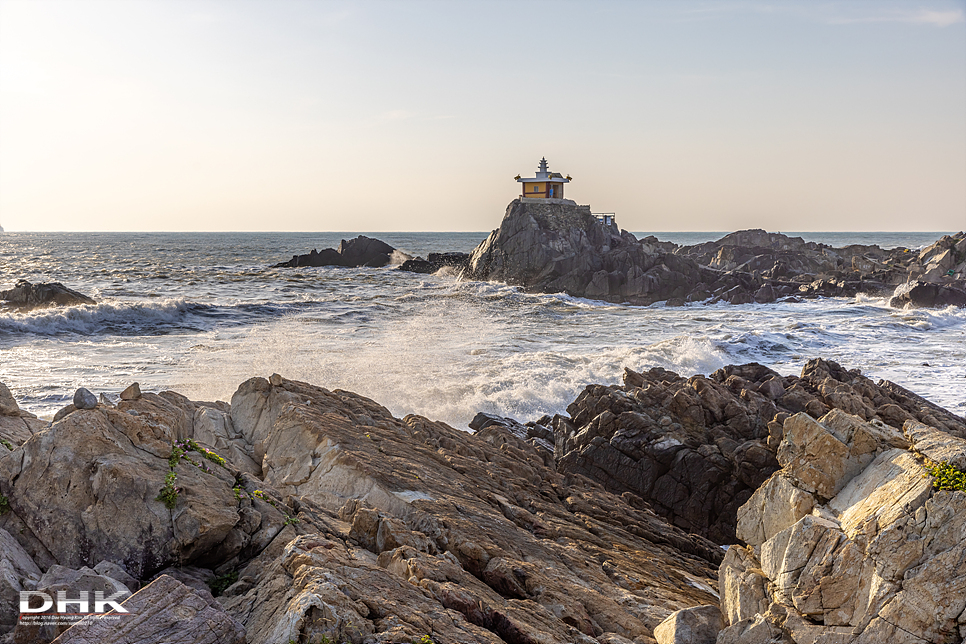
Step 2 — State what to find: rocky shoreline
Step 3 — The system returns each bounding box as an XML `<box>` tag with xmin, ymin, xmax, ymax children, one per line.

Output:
<box><xmin>4</xmin><ymin>221</ymin><xmax>964</xmax><ymax>313</ymax></box>
<box><xmin>1</xmin><ymin>360</ymin><xmax>963</xmax><ymax>643</ymax></box>
<box><xmin>465</xmin><ymin>200</ymin><xmax>966</xmax><ymax>308</ymax></box>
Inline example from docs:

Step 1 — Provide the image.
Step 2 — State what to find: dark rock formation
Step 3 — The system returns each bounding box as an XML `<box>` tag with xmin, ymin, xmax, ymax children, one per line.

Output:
<box><xmin>398</xmin><ymin>252</ymin><xmax>470</xmax><ymax>274</ymax></box>
<box><xmin>465</xmin><ymin>199</ymin><xmax>766</xmax><ymax>305</ymax></box>
<box><xmin>273</xmin><ymin>235</ymin><xmax>396</xmax><ymax>268</ymax></box>
<box><xmin>552</xmin><ymin>359</ymin><xmax>966</xmax><ymax>544</ymax></box>
<box><xmin>890</xmin><ymin>279</ymin><xmax>966</xmax><ymax>309</ymax></box>
<box><xmin>0</xmin><ymin>280</ymin><xmax>95</xmax><ymax>309</ymax></box>
<box><xmin>462</xmin><ymin>202</ymin><xmax>957</xmax><ymax>306</ymax></box>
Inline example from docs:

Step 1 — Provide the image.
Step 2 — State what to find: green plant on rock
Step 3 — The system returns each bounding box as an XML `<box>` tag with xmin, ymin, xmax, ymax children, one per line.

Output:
<box><xmin>0</xmin><ymin>495</ymin><xmax>10</xmax><ymax>515</ymax></box>
<box><xmin>928</xmin><ymin>460</ymin><xmax>966</xmax><ymax>492</ymax></box>
<box><xmin>207</xmin><ymin>570</ymin><xmax>238</xmax><ymax>597</ymax></box>
<box><xmin>155</xmin><ymin>472</ymin><xmax>180</xmax><ymax>509</ymax></box>
<box><xmin>1</xmin><ymin>438</ymin><xmax>14</xmax><ymax>451</ymax></box>
<box><xmin>412</xmin><ymin>636</ymin><xmax>435</xmax><ymax>644</ymax></box>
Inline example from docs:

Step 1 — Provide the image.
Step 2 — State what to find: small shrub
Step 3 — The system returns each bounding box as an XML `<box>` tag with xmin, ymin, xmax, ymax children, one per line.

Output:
<box><xmin>0</xmin><ymin>495</ymin><xmax>10</xmax><ymax>515</ymax></box>
<box><xmin>207</xmin><ymin>570</ymin><xmax>238</xmax><ymax>597</ymax></box>
<box><xmin>928</xmin><ymin>461</ymin><xmax>966</xmax><ymax>492</ymax></box>
<box><xmin>1</xmin><ymin>438</ymin><xmax>14</xmax><ymax>451</ymax></box>
<box><xmin>155</xmin><ymin>472</ymin><xmax>180</xmax><ymax>509</ymax></box>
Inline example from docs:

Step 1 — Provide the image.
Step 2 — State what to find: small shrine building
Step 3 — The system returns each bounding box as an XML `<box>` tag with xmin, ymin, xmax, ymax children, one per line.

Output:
<box><xmin>515</xmin><ymin>157</ymin><xmax>571</xmax><ymax>200</ymax></box>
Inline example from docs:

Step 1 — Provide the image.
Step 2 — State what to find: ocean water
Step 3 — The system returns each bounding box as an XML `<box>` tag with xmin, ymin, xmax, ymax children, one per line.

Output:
<box><xmin>1</xmin><ymin>231</ymin><xmax>963</xmax><ymax>428</ymax></box>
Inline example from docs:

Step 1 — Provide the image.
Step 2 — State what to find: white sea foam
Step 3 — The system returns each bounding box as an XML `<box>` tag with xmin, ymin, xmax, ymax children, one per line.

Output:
<box><xmin>0</xmin><ymin>299</ymin><xmax>194</xmax><ymax>336</ymax></box>
<box><xmin>3</xmin><ymin>232</ymin><xmax>964</xmax><ymax>424</ymax></box>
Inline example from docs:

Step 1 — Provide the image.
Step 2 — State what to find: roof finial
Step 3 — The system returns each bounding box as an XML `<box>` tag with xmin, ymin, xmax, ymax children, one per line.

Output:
<box><xmin>538</xmin><ymin>157</ymin><xmax>549</xmax><ymax>173</ymax></box>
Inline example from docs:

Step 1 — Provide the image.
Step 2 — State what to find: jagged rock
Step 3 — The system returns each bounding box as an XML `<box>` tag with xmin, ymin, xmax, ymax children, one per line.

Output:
<box><xmin>552</xmin><ymin>359</ymin><xmax>965</xmax><ymax>544</ymax></box>
<box><xmin>717</xmin><ymin>546</ymin><xmax>769</xmax><ymax>626</ymax></box>
<box><xmin>51</xmin><ymin>574</ymin><xmax>246</xmax><ymax>644</ymax></box>
<box><xmin>273</xmin><ymin>235</ymin><xmax>395</xmax><ymax>268</ymax></box>
<box><xmin>465</xmin><ymin>199</ymin><xmax>725</xmax><ymax>305</ymax></box>
<box><xmin>776</xmin><ymin>409</ymin><xmax>907</xmax><ymax>500</ymax></box>
<box><xmin>890</xmin><ymin>279</ymin><xmax>966</xmax><ymax>308</ymax></box>
<box><xmin>0</xmin><ymin>383</ymin><xmax>19</xmax><ymax>417</ymax></box>
<box><xmin>220</xmin><ymin>374</ymin><xmax>722</xmax><ymax>642</ymax></box>
<box><xmin>72</xmin><ymin>388</ymin><xmax>97</xmax><ymax>410</ymax></box>
<box><xmin>735</xmin><ymin>473</ymin><xmax>814</xmax><ymax>548</ymax></box>
<box><xmin>0</xmin><ymin>280</ymin><xmax>95</xmax><ymax>309</ymax></box>
<box><xmin>12</xmin><ymin>564</ymin><xmax>133</xmax><ymax>643</ymax></box>
<box><xmin>0</xmin><ymin>528</ymin><xmax>43</xmax><ymax>634</ymax></box>
<box><xmin>717</xmin><ymin>407</ymin><xmax>966</xmax><ymax>643</ymax></box>
<box><xmin>653</xmin><ymin>604</ymin><xmax>722</xmax><ymax>643</ymax></box>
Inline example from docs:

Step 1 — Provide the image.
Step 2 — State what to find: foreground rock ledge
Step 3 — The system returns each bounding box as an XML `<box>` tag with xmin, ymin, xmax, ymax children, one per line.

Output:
<box><xmin>1</xmin><ymin>375</ymin><xmax>722</xmax><ymax>644</ymax></box>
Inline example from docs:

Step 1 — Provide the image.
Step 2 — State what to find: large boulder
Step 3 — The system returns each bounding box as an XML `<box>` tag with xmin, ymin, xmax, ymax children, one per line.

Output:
<box><xmin>0</xmin><ymin>390</ymin><xmax>286</xmax><ymax>582</ymax></box>
<box><xmin>0</xmin><ymin>280</ymin><xmax>95</xmax><ymax>309</ymax></box>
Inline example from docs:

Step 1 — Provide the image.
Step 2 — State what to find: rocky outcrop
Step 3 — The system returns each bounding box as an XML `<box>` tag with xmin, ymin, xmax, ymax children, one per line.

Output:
<box><xmin>0</xmin><ymin>280</ymin><xmax>95</xmax><ymax>310</ymax></box>
<box><xmin>4</xmin><ymin>367</ymin><xmax>962</xmax><ymax>643</ymax></box>
<box><xmin>552</xmin><ymin>359</ymin><xmax>966</xmax><ymax>543</ymax></box>
<box><xmin>465</xmin><ymin>200</ymin><xmax>786</xmax><ymax>305</ymax></box>
<box><xmin>51</xmin><ymin>575</ymin><xmax>246</xmax><ymax>644</ymax></box>
<box><xmin>462</xmin><ymin>204</ymin><xmax>962</xmax><ymax>305</ymax></box>
<box><xmin>273</xmin><ymin>235</ymin><xmax>396</xmax><ymax>268</ymax></box>
<box><xmin>1</xmin><ymin>374</ymin><xmax>727</xmax><ymax>644</ymax></box>
<box><xmin>0</xmin><ymin>389</ymin><xmax>285</xmax><ymax>579</ymax></box>
<box><xmin>218</xmin><ymin>375</ymin><xmax>721</xmax><ymax>643</ymax></box>
<box><xmin>889</xmin><ymin>279</ymin><xmax>966</xmax><ymax>308</ymax></box>
<box><xmin>676</xmin><ymin>229</ymin><xmax>966</xmax><ymax>307</ymax></box>
<box><xmin>716</xmin><ymin>409</ymin><xmax>966</xmax><ymax>643</ymax></box>
<box><xmin>398</xmin><ymin>252</ymin><xmax>470</xmax><ymax>274</ymax></box>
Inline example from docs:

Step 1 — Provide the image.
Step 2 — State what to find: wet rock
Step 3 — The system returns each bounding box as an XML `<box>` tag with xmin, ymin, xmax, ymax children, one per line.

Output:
<box><xmin>0</xmin><ymin>280</ymin><xmax>95</xmax><ymax>310</ymax></box>
<box><xmin>889</xmin><ymin>279</ymin><xmax>966</xmax><ymax>308</ymax></box>
<box><xmin>273</xmin><ymin>235</ymin><xmax>395</xmax><ymax>268</ymax></box>
<box><xmin>51</xmin><ymin>574</ymin><xmax>246</xmax><ymax>644</ymax></box>
<box><xmin>73</xmin><ymin>388</ymin><xmax>97</xmax><ymax>410</ymax></box>
<box><xmin>398</xmin><ymin>252</ymin><xmax>470</xmax><ymax>274</ymax></box>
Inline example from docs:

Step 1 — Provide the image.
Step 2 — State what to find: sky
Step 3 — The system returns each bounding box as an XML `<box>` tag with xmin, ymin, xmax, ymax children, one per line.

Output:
<box><xmin>0</xmin><ymin>0</ymin><xmax>964</xmax><ymax>232</ymax></box>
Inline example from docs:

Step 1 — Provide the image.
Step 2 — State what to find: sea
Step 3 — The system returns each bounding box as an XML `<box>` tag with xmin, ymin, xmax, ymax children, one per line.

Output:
<box><xmin>1</xmin><ymin>231</ymin><xmax>964</xmax><ymax>428</ymax></box>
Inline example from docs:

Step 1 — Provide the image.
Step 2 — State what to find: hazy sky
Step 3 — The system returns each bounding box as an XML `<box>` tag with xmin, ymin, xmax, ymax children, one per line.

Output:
<box><xmin>1</xmin><ymin>1</ymin><xmax>964</xmax><ymax>232</ymax></box>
